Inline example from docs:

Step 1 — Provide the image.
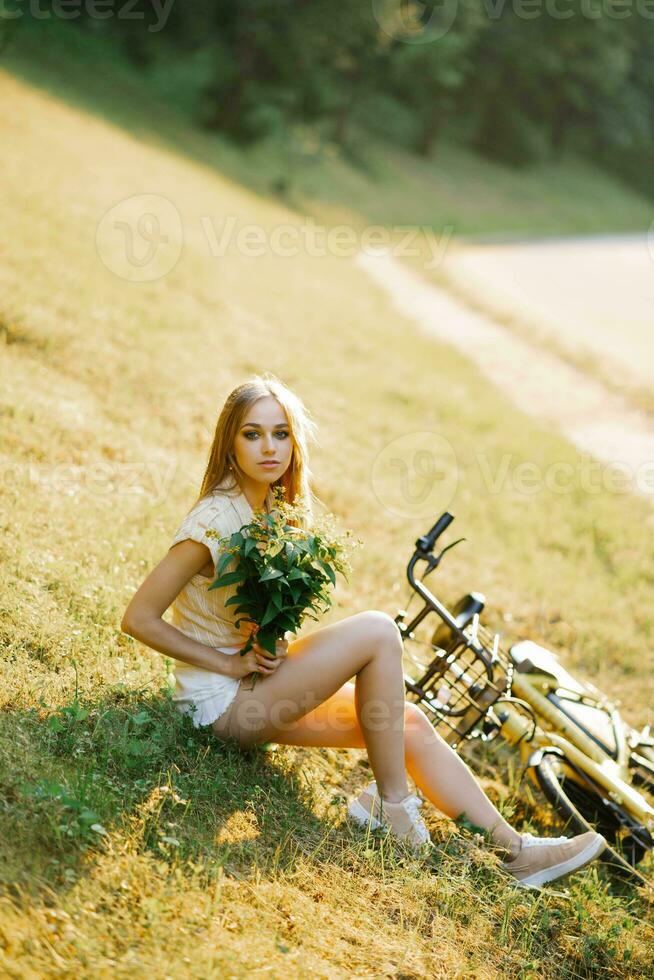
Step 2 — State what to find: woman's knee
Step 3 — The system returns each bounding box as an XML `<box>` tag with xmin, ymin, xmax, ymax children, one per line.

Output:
<box><xmin>360</xmin><ymin>610</ymin><xmax>403</xmax><ymax>655</ymax></box>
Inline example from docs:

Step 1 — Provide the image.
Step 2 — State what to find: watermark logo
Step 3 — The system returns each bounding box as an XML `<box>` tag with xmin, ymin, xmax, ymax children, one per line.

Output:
<box><xmin>371</xmin><ymin>430</ymin><xmax>459</xmax><ymax>518</ymax></box>
<box><xmin>372</xmin><ymin>0</ymin><xmax>460</xmax><ymax>43</ymax></box>
<box><xmin>96</xmin><ymin>193</ymin><xmax>183</xmax><ymax>282</ymax></box>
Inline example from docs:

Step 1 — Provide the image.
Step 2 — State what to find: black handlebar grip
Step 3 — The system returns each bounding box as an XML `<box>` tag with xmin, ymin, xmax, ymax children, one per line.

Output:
<box><xmin>419</xmin><ymin>512</ymin><xmax>454</xmax><ymax>552</ymax></box>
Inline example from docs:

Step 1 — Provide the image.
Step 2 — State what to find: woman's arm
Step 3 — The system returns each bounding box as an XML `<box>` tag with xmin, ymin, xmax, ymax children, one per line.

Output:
<box><xmin>120</xmin><ymin>539</ymin><xmax>240</xmax><ymax>678</ymax></box>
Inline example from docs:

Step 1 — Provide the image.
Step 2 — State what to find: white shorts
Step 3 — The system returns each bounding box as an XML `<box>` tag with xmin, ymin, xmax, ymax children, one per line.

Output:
<box><xmin>172</xmin><ymin>644</ymin><xmax>247</xmax><ymax>728</ymax></box>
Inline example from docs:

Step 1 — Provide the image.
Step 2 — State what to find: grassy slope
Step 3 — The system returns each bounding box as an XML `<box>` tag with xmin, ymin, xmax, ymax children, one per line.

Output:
<box><xmin>1</xmin><ymin>26</ymin><xmax>653</xmax><ymax>979</ymax></box>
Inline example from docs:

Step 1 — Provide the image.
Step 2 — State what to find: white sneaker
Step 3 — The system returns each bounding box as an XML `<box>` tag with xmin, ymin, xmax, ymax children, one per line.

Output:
<box><xmin>347</xmin><ymin>780</ymin><xmax>433</xmax><ymax>853</ymax></box>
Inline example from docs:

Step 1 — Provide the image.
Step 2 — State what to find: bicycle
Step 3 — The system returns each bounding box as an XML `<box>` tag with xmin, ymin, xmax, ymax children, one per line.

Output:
<box><xmin>396</xmin><ymin>513</ymin><xmax>654</xmax><ymax>886</ymax></box>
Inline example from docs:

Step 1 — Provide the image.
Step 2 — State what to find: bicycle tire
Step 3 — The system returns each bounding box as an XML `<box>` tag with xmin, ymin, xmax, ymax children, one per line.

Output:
<box><xmin>533</xmin><ymin>751</ymin><xmax>650</xmax><ymax>886</ymax></box>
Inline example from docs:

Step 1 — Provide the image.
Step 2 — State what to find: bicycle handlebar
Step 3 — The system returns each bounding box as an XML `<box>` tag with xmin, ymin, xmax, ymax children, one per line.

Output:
<box><xmin>416</xmin><ymin>512</ymin><xmax>454</xmax><ymax>554</ymax></box>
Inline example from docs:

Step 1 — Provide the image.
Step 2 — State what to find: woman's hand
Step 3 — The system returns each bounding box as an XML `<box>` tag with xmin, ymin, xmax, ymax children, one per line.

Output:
<box><xmin>228</xmin><ymin>632</ymin><xmax>289</xmax><ymax>680</ymax></box>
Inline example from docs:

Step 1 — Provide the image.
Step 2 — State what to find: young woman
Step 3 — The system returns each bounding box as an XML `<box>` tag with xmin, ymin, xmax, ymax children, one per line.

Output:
<box><xmin>121</xmin><ymin>374</ymin><xmax>606</xmax><ymax>890</ymax></box>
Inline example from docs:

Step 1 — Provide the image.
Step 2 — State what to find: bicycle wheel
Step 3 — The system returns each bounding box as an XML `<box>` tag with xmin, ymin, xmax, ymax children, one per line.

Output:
<box><xmin>533</xmin><ymin>751</ymin><xmax>651</xmax><ymax>886</ymax></box>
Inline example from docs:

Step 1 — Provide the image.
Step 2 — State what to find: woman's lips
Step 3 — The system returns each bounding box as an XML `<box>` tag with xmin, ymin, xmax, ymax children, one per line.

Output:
<box><xmin>259</xmin><ymin>461</ymin><xmax>279</xmax><ymax>467</ymax></box>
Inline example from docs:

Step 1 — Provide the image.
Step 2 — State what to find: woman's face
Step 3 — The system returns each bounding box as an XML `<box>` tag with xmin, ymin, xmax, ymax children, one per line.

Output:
<box><xmin>232</xmin><ymin>396</ymin><xmax>293</xmax><ymax>485</ymax></box>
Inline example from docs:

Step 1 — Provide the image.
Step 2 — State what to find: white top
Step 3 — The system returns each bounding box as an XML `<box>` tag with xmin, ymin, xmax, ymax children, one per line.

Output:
<box><xmin>167</xmin><ymin>479</ymin><xmax>275</xmax><ymax>727</ymax></box>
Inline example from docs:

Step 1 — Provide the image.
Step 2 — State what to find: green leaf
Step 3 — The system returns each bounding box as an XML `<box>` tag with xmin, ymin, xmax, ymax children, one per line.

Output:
<box><xmin>79</xmin><ymin>809</ymin><xmax>100</xmax><ymax>825</ymax></box>
<box><xmin>225</xmin><ymin>595</ymin><xmax>249</xmax><ymax>609</ymax></box>
<box><xmin>259</xmin><ymin>567</ymin><xmax>284</xmax><ymax>582</ymax></box>
<box><xmin>260</xmin><ymin>600</ymin><xmax>279</xmax><ymax>629</ymax></box>
<box><xmin>270</xmin><ymin>590</ymin><xmax>284</xmax><ymax>612</ymax></box>
<box><xmin>275</xmin><ymin>613</ymin><xmax>298</xmax><ymax>632</ymax></box>
<box><xmin>290</xmin><ymin>583</ymin><xmax>303</xmax><ymax>603</ymax></box>
<box><xmin>211</xmin><ymin>569</ymin><xmax>247</xmax><ymax>588</ymax></box>
<box><xmin>244</xmin><ymin>536</ymin><xmax>258</xmax><ymax>557</ymax></box>
<box><xmin>215</xmin><ymin>551</ymin><xmax>234</xmax><ymax>576</ymax></box>
<box><xmin>257</xmin><ymin>630</ymin><xmax>278</xmax><ymax>655</ymax></box>
<box><xmin>318</xmin><ymin>561</ymin><xmax>336</xmax><ymax>586</ymax></box>
<box><xmin>241</xmin><ymin>635</ymin><xmax>255</xmax><ymax>655</ymax></box>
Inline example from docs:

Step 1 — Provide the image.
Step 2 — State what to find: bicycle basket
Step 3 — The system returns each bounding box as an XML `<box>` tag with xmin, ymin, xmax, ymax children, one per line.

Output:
<box><xmin>401</xmin><ymin>612</ymin><xmax>512</xmax><ymax>748</ymax></box>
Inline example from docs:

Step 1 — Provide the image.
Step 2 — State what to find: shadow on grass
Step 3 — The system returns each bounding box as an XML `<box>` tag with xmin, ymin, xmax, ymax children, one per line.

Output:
<box><xmin>2</xmin><ymin>683</ymin><xmax>653</xmax><ymax>978</ymax></box>
<box><xmin>0</xmin><ymin>682</ymin><xmax>337</xmax><ymax>899</ymax></box>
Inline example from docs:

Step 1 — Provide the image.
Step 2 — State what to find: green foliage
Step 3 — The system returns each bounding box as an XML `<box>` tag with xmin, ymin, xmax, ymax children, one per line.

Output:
<box><xmin>206</xmin><ymin>488</ymin><xmax>360</xmax><ymax>656</ymax></box>
<box><xmin>19</xmin><ymin>776</ymin><xmax>107</xmax><ymax>845</ymax></box>
<box><xmin>27</xmin><ymin>0</ymin><xmax>653</xmax><ymax>182</ymax></box>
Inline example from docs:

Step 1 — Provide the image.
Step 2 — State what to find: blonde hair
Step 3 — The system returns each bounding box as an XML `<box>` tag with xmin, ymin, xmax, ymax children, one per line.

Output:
<box><xmin>194</xmin><ymin>373</ymin><xmax>319</xmax><ymax>524</ymax></box>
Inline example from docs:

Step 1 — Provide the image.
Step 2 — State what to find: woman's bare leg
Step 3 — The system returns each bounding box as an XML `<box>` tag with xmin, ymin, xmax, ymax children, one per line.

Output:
<box><xmin>404</xmin><ymin>701</ymin><xmax>521</xmax><ymax>851</ymax></box>
<box><xmin>266</xmin><ymin>682</ymin><xmax>521</xmax><ymax>852</ymax></box>
<box><xmin>214</xmin><ymin>611</ymin><xmax>411</xmax><ymax>802</ymax></box>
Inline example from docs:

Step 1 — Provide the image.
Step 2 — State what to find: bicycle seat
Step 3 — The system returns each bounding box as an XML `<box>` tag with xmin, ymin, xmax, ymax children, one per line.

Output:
<box><xmin>431</xmin><ymin>592</ymin><xmax>486</xmax><ymax>649</ymax></box>
<box><xmin>509</xmin><ymin>640</ymin><xmax>585</xmax><ymax>695</ymax></box>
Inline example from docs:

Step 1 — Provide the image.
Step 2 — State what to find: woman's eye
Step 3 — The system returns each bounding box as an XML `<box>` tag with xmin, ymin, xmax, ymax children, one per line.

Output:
<box><xmin>243</xmin><ymin>431</ymin><xmax>289</xmax><ymax>440</ymax></box>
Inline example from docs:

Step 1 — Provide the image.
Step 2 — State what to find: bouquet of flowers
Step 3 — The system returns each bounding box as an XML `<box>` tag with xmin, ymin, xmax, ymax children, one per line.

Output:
<box><xmin>205</xmin><ymin>487</ymin><xmax>361</xmax><ymax>659</ymax></box>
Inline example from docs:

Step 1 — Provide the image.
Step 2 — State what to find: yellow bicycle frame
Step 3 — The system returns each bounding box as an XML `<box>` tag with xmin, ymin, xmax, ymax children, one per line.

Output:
<box><xmin>498</xmin><ymin>669</ymin><xmax>654</xmax><ymax>832</ymax></box>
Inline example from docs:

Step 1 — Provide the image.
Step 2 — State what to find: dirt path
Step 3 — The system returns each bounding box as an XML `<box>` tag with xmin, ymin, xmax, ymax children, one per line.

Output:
<box><xmin>356</xmin><ymin>249</ymin><xmax>654</xmax><ymax>502</ymax></box>
<box><xmin>443</xmin><ymin>234</ymin><xmax>654</xmax><ymax>394</ymax></box>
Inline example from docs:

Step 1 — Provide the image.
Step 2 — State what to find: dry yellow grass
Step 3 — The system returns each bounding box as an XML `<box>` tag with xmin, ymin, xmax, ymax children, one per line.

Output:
<box><xmin>1</xmin><ymin>40</ymin><xmax>653</xmax><ymax>979</ymax></box>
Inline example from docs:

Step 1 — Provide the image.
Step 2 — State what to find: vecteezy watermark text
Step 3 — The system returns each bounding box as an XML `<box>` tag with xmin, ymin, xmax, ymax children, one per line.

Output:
<box><xmin>372</xmin><ymin>0</ymin><xmax>654</xmax><ymax>45</ymax></box>
<box><xmin>200</xmin><ymin>215</ymin><xmax>453</xmax><ymax>269</ymax></box>
<box><xmin>370</xmin><ymin>431</ymin><xmax>654</xmax><ymax>514</ymax></box>
<box><xmin>3</xmin><ymin>458</ymin><xmax>178</xmax><ymax>504</ymax></box>
<box><xmin>95</xmin><ymin>193</ymin><xmax>454</xmax><ymax>281</ymax></box>
<box><xmin>1</xmin><ymin>0</ymin><xmax>175</xmax><ymax>32</ymax></box>
<box><xmin>477</xmin><ymin>452</ymin><xmax>654</xmax><ymax>496</ymax></box>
